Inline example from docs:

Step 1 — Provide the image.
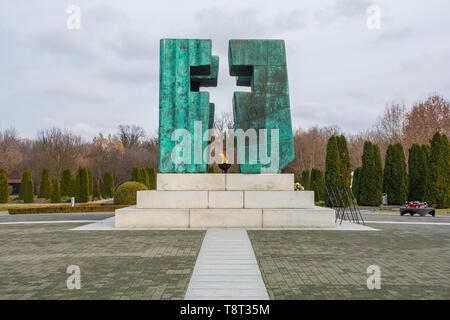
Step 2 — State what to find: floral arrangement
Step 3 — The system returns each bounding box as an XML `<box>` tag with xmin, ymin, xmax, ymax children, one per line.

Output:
<box><xmin>294</xmin><ymin>182</ymin><xmax>304</xmax><ymax>191</ymax></box>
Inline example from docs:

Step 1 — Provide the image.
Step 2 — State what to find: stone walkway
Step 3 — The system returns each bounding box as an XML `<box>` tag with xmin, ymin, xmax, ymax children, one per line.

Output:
<box><xmin>0</xmin><ymin>222</ymin><xmax>204</xmax><ymax>299</ymax></box>
<box><xmin>249</xmin><ymin>220</ymin><xmax>450</xmax><ymax>299</ymax></box>
<box><xmin>0</xmin><ymin>211</ymin><xmax>448</xmax><ymax>300</ymax></box>
<box><xmin>185</xmin><ymin>228</ymin><xmax>269</xmax><ymax>300</ymax></box>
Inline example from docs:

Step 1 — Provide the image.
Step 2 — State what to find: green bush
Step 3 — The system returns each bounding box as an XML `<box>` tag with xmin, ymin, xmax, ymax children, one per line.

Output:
<box><xmin>114</xmin><ymin>181</ymin><xmax>148</xmax><ymax>205</ymax></box>
<box><xmin>0</xmin><ymin>168</ymin><xmax>9</xmax><ymax>203</ymax></box>
<box><xmin>61</xmin><ymin>169</ymin><xmax>72</xmax><ymax>197</ymax></box>
<box><xmin>38</xmin><ymin>168</ymin><xmax>53</xmax><ymax>199</ymax></box>
<box><xmin>102</xmin><ymin>172</ymin><xmax>114</xmax><ymax>198</ymax></box>
<box><xmin>51</xmin><ymin>179</ymin><xmax>61</xmax><ymax>203</ymax></box>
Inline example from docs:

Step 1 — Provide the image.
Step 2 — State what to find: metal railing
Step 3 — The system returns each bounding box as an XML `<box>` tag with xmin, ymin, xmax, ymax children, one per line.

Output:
<box><xmin>325</xmin><ymin>186</ymin><xmax>365</xmax><ymax>225</ymax></box>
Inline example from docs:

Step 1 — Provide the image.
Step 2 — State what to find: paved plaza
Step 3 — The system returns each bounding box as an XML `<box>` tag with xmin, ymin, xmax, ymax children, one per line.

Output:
<box><xmin>0</xmin><ymin>211</ymin><xmax>449</xmax><ymax>299</ymax></box>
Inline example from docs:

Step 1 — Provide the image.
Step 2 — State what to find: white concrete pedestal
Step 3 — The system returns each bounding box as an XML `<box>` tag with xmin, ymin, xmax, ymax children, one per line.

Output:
<box><xmin>115</xmin><ymin>174</ymin><xmax>336</xmax><ymax>228</ymax></box>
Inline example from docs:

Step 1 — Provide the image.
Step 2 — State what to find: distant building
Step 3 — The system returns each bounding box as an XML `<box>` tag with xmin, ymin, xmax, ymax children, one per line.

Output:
<box><xmin>7</xmin><ymin>179</ymin><xmax>21</xmax><ymax>195</ymax></box>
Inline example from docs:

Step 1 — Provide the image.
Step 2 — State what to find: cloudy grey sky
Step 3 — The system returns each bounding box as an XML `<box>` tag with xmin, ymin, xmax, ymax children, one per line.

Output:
<box><xmin>1</xmin><ymin>0</ymin><xmax>449</xmax><ymax>139</ymax></box>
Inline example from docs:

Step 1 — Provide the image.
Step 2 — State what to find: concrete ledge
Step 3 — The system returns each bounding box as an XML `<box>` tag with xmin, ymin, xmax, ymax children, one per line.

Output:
<box><xmin>157</xmin><ymin>174</ymin><xmax>225</xmax><ymax>190</ymax></box>
<box><xmin>190</xmin><ymin>209</ymin><xmax>262</xmax><ymax>228</ymax></box>
<box><xmin>262</xmin><ymin>207</ymin><xmax>336</xmax><ymax>228</ymax></box>
<box><xmin>208</xmin><ymin>191</ymin><xmax>243</xmax><ymax>208</ymax></box>
<box><xmin>226</xmin><ymin>174</ymin><xmax>294</xmax><ymax>191</ymax></box>
<box><xmin>115</xmin><ymin>207</ymin><xmax>189</xmax><ymax>228</ymax></box>
<box><xmin>245</xmin><ymin>191</ymin><xmax>314</xmax><ymax>208</ymax></box>
<box><xmin>137</xmin><ymin>190</ymin><xmax>208</xmax><ymax>209</ymax></box>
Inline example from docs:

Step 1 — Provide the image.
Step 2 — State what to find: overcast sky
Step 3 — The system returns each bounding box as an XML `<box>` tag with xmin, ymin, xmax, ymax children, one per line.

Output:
<box><xmin>1</xmin><ymin>0</ymin><xmax>449</xmax><ymax>140</ymax></box>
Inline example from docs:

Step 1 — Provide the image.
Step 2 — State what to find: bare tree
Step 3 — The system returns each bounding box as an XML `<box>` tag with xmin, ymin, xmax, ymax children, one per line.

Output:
<box><xmin>0</xmin><ymin>128</ymin><xmax>22</xmax><ymax>177</ymax></box>
<box><xmin>32</xmin><ymin>128</ymin><xmax>83</xmax><ymax>178</ymax></box>
<box><xmin>374</xmin><ymin>102</ymin><xmax>406</xmax><ymax>150</ymax></box>
<box><xmin>214</xmin><ymin>112</ymin><xmax>235</xmax><ymax>134</ymax></box>
<box><xmin>114</xmin><ymin>125</ymin><xmax>146</xmax><ymax>148</ymax></box>
<box><xmin>403</xmin><ymin>95</ymin><xmax>450</xmax><ymax>147</ymax></box>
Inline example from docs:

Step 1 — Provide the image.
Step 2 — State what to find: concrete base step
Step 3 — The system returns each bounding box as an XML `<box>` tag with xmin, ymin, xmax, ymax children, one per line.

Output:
<box><xmin>136</xmin><ymin>190</ymin><xmax>314</xmax><ymax>209</ymax></box>
<box><xmin>157</xmin><ymin>173</ymin><xmax>294</xmax><ymax>191</ymax></box>
<box><xmin>115</xmin><ymin>206</ymin><xmax>336</xmax><ymax>228</ymax></box>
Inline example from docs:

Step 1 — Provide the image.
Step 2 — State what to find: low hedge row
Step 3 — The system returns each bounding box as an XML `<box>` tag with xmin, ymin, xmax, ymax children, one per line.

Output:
<box><xmin>8</xmin><ymin>204</ymin><xmax>127</xmax><ymax>214</ymax></box>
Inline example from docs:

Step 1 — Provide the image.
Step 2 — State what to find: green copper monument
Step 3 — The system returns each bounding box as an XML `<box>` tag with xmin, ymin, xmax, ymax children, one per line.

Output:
<box><xmin>158</xmin><ymin>39</ymin><xmax>218</xmax><ymax>173</ymax></box>
<box><xmin>229</xmin><ymin>39</ymin><xmax>294</xmax><ymax>173</ymax></box>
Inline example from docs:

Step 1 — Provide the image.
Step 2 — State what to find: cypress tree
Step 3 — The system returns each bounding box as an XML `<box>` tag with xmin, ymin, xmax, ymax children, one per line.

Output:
<box><xmin>61</xmin><ymin>169</ymin><xmax>72</xmax><ymax>197</ymax></box>
<box><xmin>310</xmin><ymin>168</ymin><xmax>325</xmax><ymax>202</ymax></box>
<box><xmin>88</xmin><ymin>170</ymin><xmax>93</xmax><ymax>197</ymax></box>
<box><xmin>208</xmin><ymin>166</ymin><xmax>217</xmax><ymax>173</ymax></box>
<box><xmin>384</xmin><ymin>144</ymin><xmax>407</xmax><ymax>204</ymax></box>
<box><xmin>422</xmin><ymin>144</ymin><xmax>432</xmax><ymax>203</ymax></box>
<box><xmin>70</xmin><ymin>177</ymin><xmax>76</xmax><ymax>198</ymax></box>
<box><xmin>38</xmin><ymin>168</ymin><xmax>53</xmax><ymax>199</ymax></box>
<box><xmin>325</xmin><ymin>136</ymin><xmax>341</xmax><ymax>206</ymax></box>
<box><xmin>0</xmin><ymin>168</ymin><xmax>9</xmax><ymax>203</ymax></box>
<box><xmin>75</xmin><ymin>167</ymin><xmax>89</xmax><ymax>203</ymax></box>
<box><xmin>132</xmin><ymin>166</ymin><xmax>141</xmax><ymax>183</ymax></box>
<box><xmin>359</xmin><ymin>142</ymin><xmax>383</xmax><ymax>206</ymax></box>
<box><xmin>408</xmin><ymin>144</ymin><xmax>424</xmax><ymax>201</ymax></box>
<box><xmin>21</xmin><ymin>171</ymin><xmax>34</xmax><ymax>203</ymax></box>
<box><xmin>73</xmin><ymin>169</ymin><xmax>81</xmax><ymax>200</ymax></box>
<box><xmin>427</xmin><ymin>132</ymin><xmax>449</xmax><ymax>208</ymax></box>
<box><xmin>337</xmin><ymin>135</ymin><xmax>351</xmax><ymax>188</ymax></box>
<box><xmin>352</xmin><ymin>167</ymin><xmax>361</xmax><ymax>203</ymax></box>
<box><xmin>148</xmin><ymin>167</ymin><xmax>157</xmax><ymax>190</ymax></box>
<box><xmin>141</xmin><ymin>168</ymin><xmax>150</xmax><ymax>188</ymax></box>
<box><xmin>300</xmin><ymin>170</ymin><xmax>310</xmax><ymax>190</ymax></box>
<box><xmin>383</xmin><ymin>144</ymin><xmax>394</xmax><ymax>200</ymax></box>
<box><xmin>102</xmin><ymin>172</ymin><xmax>114</xmax><ymax>198</ymax></box>
<box><xmin>325</xmin><ymin>136</ymin><xmax>341</xmax><ymax>188</ymax></box>
<box><xmin>93</xmin><ymin>179</ymin><xmax>101</xmax><ymax>201</ymax></box>
<box><xmin>51</xmin><ymin>179</ymin><xmax>61</xmax><ymax>203</ymax></box>
<box><xmin>19</xmin><ymin>172</ymin><xmax>25</xmax><ymax>200</ymax></box>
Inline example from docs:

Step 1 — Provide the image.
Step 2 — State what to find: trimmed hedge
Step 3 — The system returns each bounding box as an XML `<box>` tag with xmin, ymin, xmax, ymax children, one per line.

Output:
<box><xmin>8</xmin><ymin>204</ymin><xmax>127</xmax><ymax>214</ymax></box>
<box><xmin>114</xmin><ymin>181</ymin><xmax>148</xmax><ymax>205</ymax></box>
